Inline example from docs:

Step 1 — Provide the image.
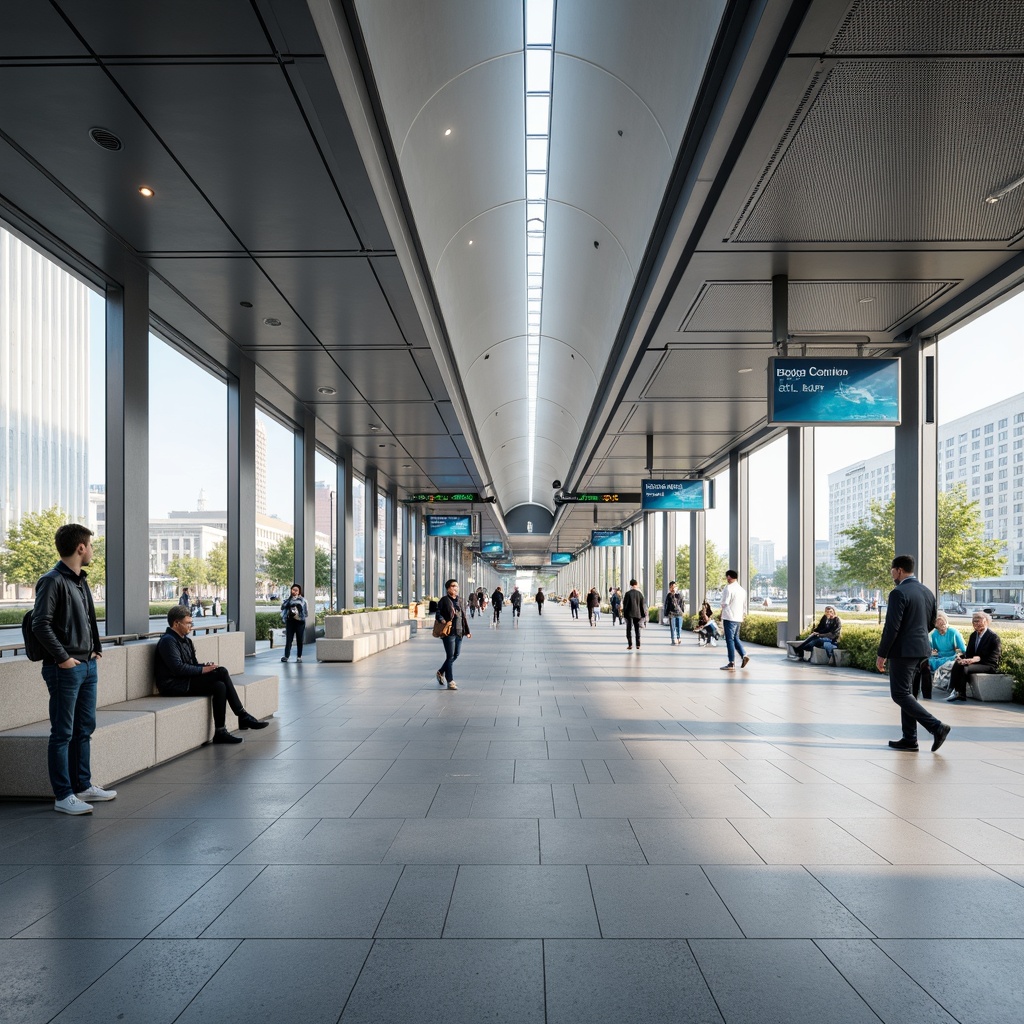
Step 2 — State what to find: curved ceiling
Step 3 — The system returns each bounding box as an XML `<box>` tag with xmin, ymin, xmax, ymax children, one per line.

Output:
<box><xmin>353</xmin><ymin>0</ymin><xmax>728</xmax><ymax>517</ymax></box>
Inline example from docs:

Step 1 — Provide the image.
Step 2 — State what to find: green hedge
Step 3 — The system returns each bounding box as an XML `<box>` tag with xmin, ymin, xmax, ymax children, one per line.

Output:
<box><xmin>738</xmin><ymin>613</ymin><xmax>782</xmax><ymax>648</ymax></box>
<box><xmin>253</xmin><ymin>612</ymin><xmax>280</xmax><ymax>642</ymax></box>
<box><xmin>999</xmin><ymin>632</ymin><xmax>1024</xmax><ymax>703</ymax></box>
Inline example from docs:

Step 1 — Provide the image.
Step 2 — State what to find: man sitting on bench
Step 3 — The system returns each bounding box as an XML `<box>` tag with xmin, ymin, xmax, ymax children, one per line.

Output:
<box><xmin>156</xmin><ymin>606</ymin><xmax>268</xmax><ymax>744</ymax></box>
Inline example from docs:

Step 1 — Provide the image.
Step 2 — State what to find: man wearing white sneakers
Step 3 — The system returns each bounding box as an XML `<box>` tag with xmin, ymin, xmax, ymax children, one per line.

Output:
<box><xmin>32</xmin><ymin>523</ymin><xmax>116</xmax><ymax>814</ymax></box>
<box><xmin>720</xmin><ymin>569</ymin><xmax>750</xmax><ymax>672</ymax></box>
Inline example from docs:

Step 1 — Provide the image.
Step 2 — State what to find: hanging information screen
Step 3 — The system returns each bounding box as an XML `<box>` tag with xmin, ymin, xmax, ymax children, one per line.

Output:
<box><xmin>481</xmin><ymin>541</ymin><xmax>504</xmax><ymax>555</ymax></box>
<box><xmin>591</xmin><ymin>530</ymin><xmax>624</xmax><ymax>547</ymax></box>
<box><xmin>550</xmin><ymin>552</ymin><xmax>573</xmax><ymax>564</ymax></box>
<box><xmin>768</xmin><ymin>357</ymin><xmax>900</xmax><ymax>425</ymax></box>
<box><xmin>641</xmin><ymin>479</ymin><xmax>706</xmax><ymax>511</ymax></box>
<box><xmin>426</xmin><ymin>515</ymin><xmax>473</xmax><ymax>537</ymax></box>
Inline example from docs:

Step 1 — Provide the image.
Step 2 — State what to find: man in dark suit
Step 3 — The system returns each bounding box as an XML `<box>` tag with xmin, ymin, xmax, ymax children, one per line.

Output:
<box><xmin>876</xmin><ymin>554</ymin><xmax>951</xmax><ymax>753</ymax></box>
<box><xmin>946</xmin><ymin>611</ymin><xmax>1001</xmax><ymax>702</ymax></box>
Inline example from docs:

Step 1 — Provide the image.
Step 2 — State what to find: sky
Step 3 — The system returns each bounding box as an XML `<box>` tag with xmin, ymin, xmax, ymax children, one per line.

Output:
<box><xmin>90</xmin><ymin>287</ymin><xmax>1023</xmax><ymax>539</ymax></box>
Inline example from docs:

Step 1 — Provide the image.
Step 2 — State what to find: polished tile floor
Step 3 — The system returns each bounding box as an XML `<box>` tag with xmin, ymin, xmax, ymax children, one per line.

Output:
<box><xmin>3</xmin><ymin>607</ymin><xmax>1024</xmax><ymax>1023</ymax></box>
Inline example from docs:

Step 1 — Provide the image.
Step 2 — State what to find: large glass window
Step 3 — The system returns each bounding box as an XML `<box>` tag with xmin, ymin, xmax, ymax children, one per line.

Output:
<box><xmin>0</xmin><ymin>226</ymin><xmax>105</xmax><ymax>626</ymax></box>
<box><xmin>377</xmin><ymin>492</ymin><xmax>387</xmax><ymax>605</ymax></box>
<box><xmin>315</xmin><ymin>451</ymin><xmax>337</xmax><ymax>612</ymax></box>
<box><xmin>747</xmin><ymin>436</ymin><xmax>786</xmax><ymax>612</ymax></box>
<box><xmin>255</xmin><ymin>411</ymin><xmax>294</xmax><ymax>606</ymax></box>
<box><xmin>148</xmin><ymin>336</ymin><xmax>227</xmax><ymax>617</ymax></box>
<box><xmin>352</xmin><ymin>475</ymin><xmax>365</xmax><ymax>607</ymax></box>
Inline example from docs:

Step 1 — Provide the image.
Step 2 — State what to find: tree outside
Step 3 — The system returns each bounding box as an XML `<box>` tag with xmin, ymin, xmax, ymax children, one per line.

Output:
<box><xmin>206</xmin><ymin>540</ymin><xmax>228</xmax><ymax>592</ymax></box>
<box><xmin>262</xmin><ymin>536</ymin><xmax>332</xmax><ymax>593</ymax></box>
<box><xmin>0</xmin><ymin>506</ymin><xmax>68</xmax><ymax>586</ymax></box>
<box><xmin>165</xmin><ymin>555</ymin><xmax>208</xmax><ymax>593</ymax></box>
<box><xmin>836</xmin><ymin>488</ymin><xmax>1005</xmax><ymax>596</ymax></box>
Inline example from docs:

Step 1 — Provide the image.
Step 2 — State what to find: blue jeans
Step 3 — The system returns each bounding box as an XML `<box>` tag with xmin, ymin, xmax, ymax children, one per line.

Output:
<box><xmin>439</xmin><ymin>634</ymin><xmax>462</xmax><ymax>683</ymax></box>
<box><xmin>723</xmin><ymin>619</ymin><xmax>746</xmax><ymax>664</ymax></box>
<box><xmin>42</xmin><ymin>659</ymin><xmax>98</xmax><ymax>800</ymax></box>
<box><xmin>670</xmin><ymin>615</ymin><xmax>682</xmax><ymax>641</ymax></box>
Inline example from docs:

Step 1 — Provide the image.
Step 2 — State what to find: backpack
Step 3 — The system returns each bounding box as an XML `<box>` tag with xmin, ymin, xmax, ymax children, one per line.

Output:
<box><xmin>21</xmin><ymin>609</ymin><xmax>46</xmax><ymax>661</ymax></box>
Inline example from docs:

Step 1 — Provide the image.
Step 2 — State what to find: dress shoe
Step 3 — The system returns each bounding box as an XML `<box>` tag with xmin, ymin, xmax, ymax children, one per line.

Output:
<box><xmin>888</xmin><ymin>738</ymin><xmax>919</xmax><ymax>751</ymax></box>
<box><xmin>931</xmin><ymin>723</ymin><xmax>951</xmax><ymax>752</ymax></box>
<box><xmin>212</xmin><ymin>729</ymin><xmax>244</xmax><ymax>744</ymax></box>
<box><xmin>238</xmin><ymin>712</ymin><xmax>269</xmax><ymax>730</ymax></box>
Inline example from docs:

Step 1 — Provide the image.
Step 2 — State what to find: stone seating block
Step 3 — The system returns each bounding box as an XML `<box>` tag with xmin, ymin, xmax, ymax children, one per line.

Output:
<box><xmin>0</xmin><ymin>657</ymin><xmax>49</xmax><ymax>732</ymax></box>
<box><xmin>969</xmin><ymin>673</ymin><xmax>1015</xmax><ymax>702</ymax></box>
<box><xmin>234</xmin><ymin>673</ymin><xmax>279</xmax><ymax>721</ymax></box>
<box><xmin>811</xmin><ymin>647</ymin><xmax>850</xmax><ymax>666</ymax></box>
<box><xmin>190</xmin><ymin>634</ymin><xmax>219</xmax><ymax>664</ymax></box>
<box><xmin>106</xmin><ymin>696</ymin><xmax>212</xmax><ymax>762</ymax></box>
<box><xmin>125</xmin><ymin>642</ymin><xmax>160</xmax><ymax>699</ymax></box>
<box><xmin>0</xmin><ymin>709</ymin><xmax>155</xmax><ymax>799</ymax></box>
<box><xmin>218</xmin><ymin>631</ymin><xmax>246</xmax><ymax>674</ymax></box>
<box><xmin>96</xmin><ymin>645</ymin><xmax>128</xmax><ymax>707</ymax></box>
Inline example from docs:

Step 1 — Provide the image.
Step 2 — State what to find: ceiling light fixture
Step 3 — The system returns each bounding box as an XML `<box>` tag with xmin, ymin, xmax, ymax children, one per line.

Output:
<box><xmin>524</xmin><ymin>0</ymin><xmax>554</xmax><ymax>505</ymax></box>
<box><xmin>858</xmin><ymin>296</ymin><xmax>875</xmax><ymax>304</ymax></box>
<box><xmin>984</xmin><ymin>171</ymin><xmax>1024</xmax><ymax>204</ymax></box>
<box><xmin>444</xmin><ymin>127</ymin><xmax>452</xmax><ymax>136</ymax></box>
<box><xmin>738</xmin><ymin>367</ymin><xmax>753</xmax><ymax>374</ymax></box>
<box><xmin>369</xmin><ymin>424</ymin><xmax>381</xmax><ymax>431</ymax></box>
<box><xmin>262</xmin><ymin>317</ymin><xmax>281</xmax><ymax>327</ymax></box>
<box><xmin>316</xmin><ymin>386</ymin><xmax>336</xmax><ymax>395</ymax></box>
<box><xmin>138</xmin><ymin>185</ymin><xmax>154</xmax><ymax>197</ymax></box>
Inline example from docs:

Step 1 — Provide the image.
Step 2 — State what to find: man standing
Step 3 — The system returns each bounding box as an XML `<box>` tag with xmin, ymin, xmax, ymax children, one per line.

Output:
<box><xmin>509</xmin><ymin>586</ymin><xmax>522</xmax><ymax>626</ymax></box>
<box><xmin>610</xmin><ymin>587</ymin><xmax>623</xmax><ymax>625</ymax></box>
<box><xmin>156</xmin><ymin>606</ymin><xmax>269</xmax><ymax>743</ymax></box>
<box><xmin>32</xmin><ymin>523</ymin><xmax>114</xmax><ymax>814</ymax></box>
<box><xmin>664</xmin><ymin>581</ymin><xmax>685</xmax><ymax>645</ymax></box>
<box><xmin>877</xmin><ymin>554</ymin><xmax>950</xmax><ymax>752</ymax></box>
<box><xmin>622</xmin><ymin>579</ymin><xmax>647</xmax><ymax>650</ymax></box>
<box><xmin>720</xmin><ymin>569</ymin><xmax>749</xmax><ymax>671</ymax></box>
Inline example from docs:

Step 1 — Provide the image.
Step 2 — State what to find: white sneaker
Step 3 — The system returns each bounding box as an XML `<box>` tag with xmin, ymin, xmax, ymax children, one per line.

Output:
<box><xmin>55</xmin><ymin>795</ymin><xmax>93</xmax><ymax>815</ymax></box>
<box><xmin>710</xmin><ymin>638</ymin><xmax>718</xmax><ymax>646</ymax></box>
<box><xmin>76</xmin><ymin>785</ymin><xmax>117</xmax><ymax>802</ymax></box>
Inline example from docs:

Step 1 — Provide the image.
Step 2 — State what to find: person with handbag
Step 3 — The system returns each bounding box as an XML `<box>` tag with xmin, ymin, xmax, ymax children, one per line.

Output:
<box><xmin>280</xmin><ymin>583</ymin><xmax>309</xmax><ymax>662</ymax></box>
<box><xmin>434</xmin><ymin>578</ymin><xmax>470</xmax><ymax>690</ymax></box>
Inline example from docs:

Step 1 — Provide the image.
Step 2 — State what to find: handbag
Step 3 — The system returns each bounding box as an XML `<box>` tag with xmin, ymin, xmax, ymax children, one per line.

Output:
<box><xmin>432</xmin><ymin>617</ymin><xmax>452</xmax><ymax>638</ymax></box>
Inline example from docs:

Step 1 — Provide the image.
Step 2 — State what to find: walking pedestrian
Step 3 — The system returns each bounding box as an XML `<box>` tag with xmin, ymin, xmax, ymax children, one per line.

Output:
<box><xmin>720</xmin><ymin>570</ymin><xmax>749</xmax><ymax>671</ymax></box>
<box><xmin>610</xmin><ymin>587</ymin><xmax>622</xmax><ymax>625</ymax></box>
<box><xmin>664</xmin><ymin>581</ymin><xmax>685</xmax><ymax>645</ymax></box>
<box><xmin>510</xmin><ymin>586</ymin><xmax>522</xmax><ymax>627</ymax></box>
<box><xmin>622</xmin><ymin>579</ymin><xmax>647</xmax><ymax>650</ymax></box>
<box><xmin>536</xmin><ymin>587</ymin><xmax>545</xmax><ymax>614</ymax></box>
<box><xmin>586</xmin><ymin>588</ymin><xmax>600</xmax><ymax>627</ymax></box>
<box><xmin>434</xmin><ymin>579</ymin><xmax>470</xmax><ymax>690</ymax></box>
<box><xmin>491</xmin><ymin>585</ymin><xmax>505</xmax><ymax>627</ymax></box>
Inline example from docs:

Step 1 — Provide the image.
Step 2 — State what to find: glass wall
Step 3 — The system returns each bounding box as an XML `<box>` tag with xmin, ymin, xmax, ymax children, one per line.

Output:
<box><xmin>314</xmin><ymin>451</ymin><xmax>336</xmax><ymax>612</ymax></box>
<box><xmin>746</xmin><ymin>436</ymin><xmax>786</xmax><ymax>609</ymax></box>
<box><xmin>377</xmin><ymin>492</ymin><xmax>387</xmax><ymax>605</ymax></box>
<box><xmin>0</xmin><ymin>226</ymin><xmax>105</xmax><ymax>623</ymax></box>
<box><xmin>147</xmin><ymin>335</ymin><xmax>227</xmax><ymax>615</ymax></box>
<box><xmin>352</xmin><ymin>475</ymin><xmax>366</xmax><ymax>607</ymax></box>
<box><xmin>396</xmin><ymin>505</ymin><xmax>404</xmax><ymax>605</ymax></box>
<box><xmin>255</xmin><ymin>411</ymin><xmax>294</xmax><ymax>604</ymax></box>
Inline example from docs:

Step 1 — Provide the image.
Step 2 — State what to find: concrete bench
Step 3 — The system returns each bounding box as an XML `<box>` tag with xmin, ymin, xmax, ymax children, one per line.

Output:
<box><xmin>0</xmin><ymin>631</ymin><xmax>278</xmax><ymax>799</ymax></box>
<box><xmin>316</xmin><ymin>609</ymin><xmax>414</xmax><ymax>663</ymax></box>
<box><xmin>933</xmin><ymin>669</ymin><xmax>1015</xmax><ymax>702</ymax></box>
<box><xmin>810</xmin><ymin>647</ymin><xmax>851</xmax><ymax>667</ymax></box>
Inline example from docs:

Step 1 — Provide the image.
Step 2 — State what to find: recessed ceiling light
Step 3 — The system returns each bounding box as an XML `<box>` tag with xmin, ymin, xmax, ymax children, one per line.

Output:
<box><xmin>262</xmin><ymin>317</ymin><xmax>281</xmax><ymax>327</ymax></box>
<box><xmin>738</xmin><ymin>367</ymin><xmax>753</xmax><ymax>373</ymax></box>
<box><xmin>858</xmin><ymin>296</ymin><xmax>875</xmax><ymax>304</ymax></box>
<box><xmin>402</xmin><ymin>464</ymin><xmax>411</xmax><ymax>468</ymax></box>
<box><xmin>468</xmin><ymin>239</ymin><xmax>474</xmax><ymax>246</ymax></box>
<box><xmin>369</xmin><ymin>424</ymin><xmax>381</xmax><ymax>431</ymax></box>
<box><xmin>138</xmin><ymin>185</ymin><xmax>154</xmax><ymax>197</ymax></box>
<box><xmin>444</xmin><ymin>127</ymin><xmax>452</xmax><ymax>136</ymax></box>
<box><xmin>317</xmin><ymin>386</ymin><xmax>336</xmax><ymax>395</ymax></box>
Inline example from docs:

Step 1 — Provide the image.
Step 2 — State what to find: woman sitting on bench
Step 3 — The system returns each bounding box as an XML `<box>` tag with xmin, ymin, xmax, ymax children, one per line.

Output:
<box><xmin>791</xmin><ymin>606</ymin><xmax>842</xmax><ymax>661</ymax></box>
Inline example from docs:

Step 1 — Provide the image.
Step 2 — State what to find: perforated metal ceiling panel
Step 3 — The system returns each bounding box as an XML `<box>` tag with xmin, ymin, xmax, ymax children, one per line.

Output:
<box><xmin>827</xmin><ymin>0</ymin><xmax>1024</xmax><ymax>55</ymax></box>
<box><xmin>682</xmin><ymin>280</ymin><xmax>956</xmax><ymax>333</ymax></box>
<box><xmin>732</xmin><ymin>60</ymin><xmax>1024</xmax><ymax>243</ymax></box>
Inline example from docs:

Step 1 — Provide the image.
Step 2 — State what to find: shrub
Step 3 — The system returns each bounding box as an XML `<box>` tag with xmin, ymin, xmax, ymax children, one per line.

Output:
<box><xmin>835</xmin><ymin>625</ymin><xmax>884</xmax><ymax>672</ymax></box>
<box><xmin>253</xmin><ymin>612</ymin><xmax>280</xmax><ymax>641</ymax></box>
<box><xmin>739</xmin><ymin>613</ymin><xmax>783</xmax><ymax>647</ymax></box>
<box><xmin>998</xmin><ymin>632</ymin><xmax>1024</xmax><ymax>703</ymax></box>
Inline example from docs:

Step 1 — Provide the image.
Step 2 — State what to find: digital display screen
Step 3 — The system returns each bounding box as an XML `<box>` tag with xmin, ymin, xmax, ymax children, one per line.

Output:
<box><xmin>481</xmin><ymin>541</ymin><xmax>504</xmax><ymax>554</ymax></box>
<box><xmin>426</xmin><ymin>515</ymin><xmax>473</xmax><ymax>537</ymax></box>
<box><xmin>768</xmin><ymin>357</ymin><xmax>900</xmax><ymax>425</ymax></box>
<box><xmin>641</xmin><ymin>479</ymin><xmax>706</xmax><ymax>511</ymax></box>
<box><xmin>550</xmin><ymin>552</ymin><xmax>573</xmax><ymax>564</ymax></box>
<box><xmin>591</xmin><ymin>530</ymin><xmax>624</xmax><ymax>547</ymax></box>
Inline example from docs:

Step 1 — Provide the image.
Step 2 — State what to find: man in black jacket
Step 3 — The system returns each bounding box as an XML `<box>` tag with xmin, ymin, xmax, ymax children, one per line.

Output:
<box><xmin>32</xmin><ymin>523</ymin><xmax>113</xmax><ymax>814</ymax></box>
<box><xmin>946</xmin><ymin>611</ymin><xmax>1002</xmax><ymax>702</ymax></box>
<box><xmin>156</xmin><ymin>606</ymin><xmax>269</xmax><ymax>744</ymax></box>
<box><xmin>877</xmin><ymin>554</ymin><xmax>950</xmax><ymax>753</ymax></box>
<box><xmin>622</xmin><ymin>579</ymin><xmax>648</xmax><ymax>650</ymax></box>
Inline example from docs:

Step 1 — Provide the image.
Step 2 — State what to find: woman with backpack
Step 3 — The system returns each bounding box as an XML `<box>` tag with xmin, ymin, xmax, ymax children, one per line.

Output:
<box><xmin>280</xmin><ymin>583</ymin><xmax>309</xmax><ymax>662</ymax></box>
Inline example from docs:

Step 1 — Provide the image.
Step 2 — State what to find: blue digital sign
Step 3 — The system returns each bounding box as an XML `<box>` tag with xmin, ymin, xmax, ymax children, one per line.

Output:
<box><xmin>426</xmin><ymin>515</ymin><xmax>472</xmax><ymax>537</ymax></box>
<box><xmin>768</xmin><ymin>357</ymin><xmax>900</xmax><ymax>425</ymax></box>
<box><xmin>550</xmin><ymin>552</ymin><xmax>573</xmax><ymax>564</ymax></box>
<box><xmin>641</xmin><ymin>479</ymin><xmax>706</xmax><ymax>511</ymax></box>
<box><xmin>591</xmin><ymin>530</ymin><xmax>624</xmax><ymax>547</ymax></box>
<box><xmin>481</xmin><ymin>541</ymin><xmax>504</xmax><ymax>555</ymax></box>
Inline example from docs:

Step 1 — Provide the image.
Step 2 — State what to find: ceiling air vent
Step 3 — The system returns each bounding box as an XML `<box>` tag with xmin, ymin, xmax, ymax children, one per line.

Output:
<box><xmin>89</xmin><ymin>127</ymin><xmax>123</xmax><ymax>152</ymax></box>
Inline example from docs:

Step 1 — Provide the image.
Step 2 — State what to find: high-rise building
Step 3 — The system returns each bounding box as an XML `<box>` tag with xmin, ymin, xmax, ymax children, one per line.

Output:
<box><xmin>749</xmin><ymin>537</ymin><xmax>776</xmax><ymax>574</ymax></box>
<box><xmin>829</xmin><ymin>392</ymin><xmax>1024</xmax><ymax>587</ymax></box>
<box><xmin>0</xmin><ymin>227</ymin><xmax>92</xmax><ymax>542</ymax></box>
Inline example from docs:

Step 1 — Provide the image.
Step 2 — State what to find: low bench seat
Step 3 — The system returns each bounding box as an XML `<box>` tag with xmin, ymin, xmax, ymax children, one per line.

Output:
<box><xmin>934</xmin><ymin>670</ymin><xmax>1015</xmax><ymax>702</ymax></box>
<box><xmin>810</xmin><ymin>647</ymin><xmax>852</xmax><ymax>667</ymax></box>
<box><xmin>316</xmin><ymin>610</ymin><xmax>415</xmax><ymax>663</ymax></box>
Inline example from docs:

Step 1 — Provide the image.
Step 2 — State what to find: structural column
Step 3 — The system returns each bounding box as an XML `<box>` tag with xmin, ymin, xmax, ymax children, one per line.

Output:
<box><xmin>895</xmin><ymin>335</ymin><xmax>938</xmax><ymax>593</ymax></box>
<box><xmin>294</xmin><ymin>409</ymin><xmax>316</xmax><ymax>644</ymax></box>
<box><xmin>663</xmin><ymin>511</ymin><xmax>676</xmax><ymax>599</ymax></box>
<box><xmin>690</xmin><ymin>509</ymin><xmax>706</xmax><ymax>608</ymax></box>
<box><xmin>339</xmin><ymin>457</ymin><xmax>354</xmax><ymax>608</ymax></box>
<box><xmin>228</xmin><ymin>355</ymin><xmax>257</xmax><ymax>652</ymax></box>
<box><xmin>386</xmin><ymin>486</ymin><xmax>397</xmax><ymax>605</ymax></box>
<box><xmin>104</xmin><ymin>262</ymin><xmax>150</xmax><ymax>635</ymax></box>
<box><xmin>786</xmin><ymin>428</ymin><xmax>815</xmax><ymax>643</ymax></box>
<box><xmin>729</xmin><ymin>449</ymin><xmax>749</xmax><ymax>586</ymax></box>
<box><xmin>365</xmin><ymin>470</ymin><xmax>379</xmax><ymax>605</ymax></box>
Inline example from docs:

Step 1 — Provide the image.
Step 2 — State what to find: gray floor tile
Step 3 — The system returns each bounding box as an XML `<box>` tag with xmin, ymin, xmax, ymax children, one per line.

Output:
<box><xmin>425</xmin><ymin>784</ymin><xmax>477</xmax><ymax>818</ymax></box>
<box><xmin>280</xmin><ymin>782</ymin><xmax>375</xmax><ymax>818</ymax></box>
<box><xmin>547</xmin><ymin>741</ymin><xmax>632</xmax><ymax>759</ymax></box>
<box><xmin>50</xmin><ymin>938</ymin><xmax>238</xmax><ymax>1023</ymax></box>
<box><xmin>469</xmin><ymin>784</ymin><xmax>554</xmax><ymax>817</ymax></box>
<box><xmin>148</xmin><ymin>865</ymin><xmax>266</xmax><ymax>938</ymax></box>
<box><xmin>604</xmin><ymin>760</ymin><xmax>677</xmax><ymax>784</ymax></box>
<box><xmin>544</xmin><ymin>939</ymin><xmax>723</xmax><ymax>1024</ymax></box>
<box><xmin>339</xmin><ymin>939</ymin><xmax>544</xmax><ymax>1024</ymax></box>
<box><xmin>16</xmin><ymin>864</ymin><xmax>220</xmax><ymax>938</ymax></box>
<box><xmin>381</xmin><ymin>759</ymin><xmax>515</xmax><ymax>784</ymax></box>
<box><xmin>382</xmin><ymin>818</ymin><xmax>540</xmax><ymax>864</ymax></box>
<box><xmin>320</xmin><ymin>759</ymin><xmax>395</xmax><ymax>784</ymax></box>
<box><xmin>375</xmin><ymin>865</ymin><xmax>457</xmax><ymax>937</ymax></box>
<box><xmin>351</xmin><ymin>783</ymin><xmax>439</xmax><ymax>817</ymax></box>
<box><xmin>690</xmin><ymin>938</ymin><xmax>882</xmax><ymax>1024</ymax></box>
<box><xmin>575</xmin><ymin>784</ymin><xmax>688</xmax><ymax>818</ymax></box>
<box><xmin>816</xmin><ymin>939</ymin><xmax>959</xmax><ymax>1024</ymax></box>
<box><xmin>231</xmin><ymin>817</ymin><xmax>403</xmax><ymax>864</ymax></box>
<box><xmin>177</xmin><ymin>939</ymin><xmax>371</xmax><ymax>1024</ymax></box>
<box><xmin>133</xmin><ymin>818</ymin><xmax>276</xmax><ymax>864</ymax></box>
<box><xmin>444</xmin><ymin>866</ymin><xmax>599</xmax><ymax>937</ymax></box>
<box><xmin>539</xmin><ymin>819</ymin><xmax>646</xmax><ymax>864</ymax></box>
<box><xmin>129</xmin><ymin>783</ymin><xmax>313</xmax><ymax>819</ymax></box>
<box><xmin>630</xmin><ymin>818</ymin><xmax>763</xmax><ymax>864</ymax></box>
<box><xmin>730</xmin><ymin>818</ymin><xmax>889</xmax><ymax>864</ymax></box>
<box><xmin>0</xmin><ymin>864</ymin><xmax>120</xmax><ymax>938</ymax></box>
<box><xmin>201</xmin><ymin>865</ymin><xmax>401</xmax><ymax>937</ymax></box>
<box><xmin>588</xmin><ymin>865</ymin><xmax>742</xmax><ymax>938</ymax></box>
<box><xmin>670</xmin><ymin>784</ymin><xmax>770</xmax><ymax>817</ymax></box>
<box><xmin>808</xmin><ymin>864</ymin><xmax>1024</xmax><ymax>938</ymax></box>
<box><xmin>703</xmin><ymin>865</ymin><xmax>873</xmax><ymax>938</ymax></box>
<box><xmin>874</xmin><ymin>938</ymin><xmax>1024</xmax><ymax>1024</ymax></box>
<box><xmin>513</xmin><ymin>759</ymin><xmax>588</xmax><ymax>784</ymax></box>
<box><xmin>0</xmin><ymin>938</ymin><xmax>136</xmax><ymax>1024</ymax></box>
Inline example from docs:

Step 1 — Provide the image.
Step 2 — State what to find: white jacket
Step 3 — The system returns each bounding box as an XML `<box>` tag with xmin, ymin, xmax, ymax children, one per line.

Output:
<box><xmin>721</xmin><ymin>581</ymin><xmax>747</xmax><ymax>622</ymax></box>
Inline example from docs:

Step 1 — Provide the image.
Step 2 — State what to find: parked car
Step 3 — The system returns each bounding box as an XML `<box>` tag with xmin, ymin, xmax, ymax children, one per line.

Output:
<box><xmin>968</xmin><ymin>603</ymin><xmax>1023</xmax><ymax>620</ymax></box>
<box><xmin>940</xmin><ymin>601</ymin><xmax>966</xmax><ymax>615</ymax></box>
<box><xmin>841</xmin><ymin>599</ymin><xmax>868</xmax><ymax>612</ymax></box>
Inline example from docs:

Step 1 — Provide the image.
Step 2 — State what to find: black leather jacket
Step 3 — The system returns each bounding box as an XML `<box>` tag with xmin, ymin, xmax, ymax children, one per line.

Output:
<box><xmin>155</xmin><ymin>628</ymin><xmax>205</xmax><ymax>695</ymax></box>
<box><xmin>32</xmin><ymin>561</ymin><xmax>101</xmax><ymax>664</ymax></box>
